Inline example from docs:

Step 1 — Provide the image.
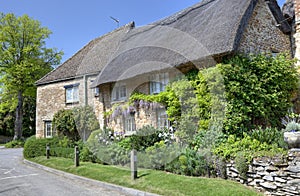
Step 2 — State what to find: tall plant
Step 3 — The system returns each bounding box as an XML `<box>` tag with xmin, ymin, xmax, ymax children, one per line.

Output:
<box><xmin>219</xmin><ymin>53</ymin><xmax>298</xmax><ymax>135</ymax></box>
<box><xmin>0</xmin><ymin>13</ymin><xmax>63</xmax><ymax>139</ymax></box>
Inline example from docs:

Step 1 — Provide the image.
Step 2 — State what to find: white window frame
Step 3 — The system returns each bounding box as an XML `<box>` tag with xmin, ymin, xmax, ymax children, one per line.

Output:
<box><xmin>45</xmin><ymin>121</ymin><xmax>55</xmax><ymax>138</ymax></box>
<box><xmin>112</xmin><ymin>83</ymin><xmax>127</xmax><ymax>101</ymax></box>
<box><xmin>157</xmin><ymin>109</ymin><xmax>169</xmax><ymax>129</ymax></box>
<box><xmin>65</xmin><ymin>84</ymin><xmax>79</xmax><ymax>104</ymax></box>
<box><xmin>94</xmin><ymin>87</ymin><xmax>100</xmax><ymax>97</ymax></box>
<box><xmin>125</xmin><ymin>115</ymin><xmax>136</xmax><ymax>133</ymax></box>
<box><xmin>150</xmin><ymin>73</ymin><xmax>169</xmax><ymax>94</ymax></box>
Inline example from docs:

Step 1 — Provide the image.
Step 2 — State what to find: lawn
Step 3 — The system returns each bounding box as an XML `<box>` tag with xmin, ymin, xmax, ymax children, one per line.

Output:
<box><xmin>29</xmin><ymin>156</ymin><xmax>262</xmax><ymax>196</ymax></box>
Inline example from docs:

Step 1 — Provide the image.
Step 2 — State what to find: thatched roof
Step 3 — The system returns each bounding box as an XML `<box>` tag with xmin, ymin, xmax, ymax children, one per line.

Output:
<box><xmin>36</xmin><ymin>22</ymin><xmax>135</xmax><ymax>85</ymax></box>
<box><xmin>91</xmin><ymin>0</ymin><xmax>290</xmax><ymax>87</ymax></box>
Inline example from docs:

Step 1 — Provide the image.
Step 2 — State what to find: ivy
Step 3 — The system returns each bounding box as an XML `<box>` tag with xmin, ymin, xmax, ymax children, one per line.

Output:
<box><xmin>219</xmin><ymin>53</ymin><xmax>299</xmax><ymax>134</ymax></box>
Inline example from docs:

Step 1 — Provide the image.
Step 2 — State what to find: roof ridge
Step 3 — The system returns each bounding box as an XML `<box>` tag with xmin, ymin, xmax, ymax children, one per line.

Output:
<box><xmin>36</xmin><ymin>21</ymin><xmax>135</xmax><ymax>85</ymax></box>
<box><xmin>152</xmin><ymin>0</ymin><xmax>216</xmax><ymax>26</ymax></box>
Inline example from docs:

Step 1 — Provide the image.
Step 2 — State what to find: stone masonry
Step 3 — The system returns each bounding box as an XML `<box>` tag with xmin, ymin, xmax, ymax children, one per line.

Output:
<box><xmin>238</xmin><ymin>0</ymin><xmax>290</xmax><ymax>54</ymax></box>
<box><xmin>36</xmin><ymin>75</ymin><xmax>103</xmax><ymax>138</ymax></box>
<box><xmin>227</xmin><ymin>149</ymin><xmax>300</xmax><ymax>196</ymax></box>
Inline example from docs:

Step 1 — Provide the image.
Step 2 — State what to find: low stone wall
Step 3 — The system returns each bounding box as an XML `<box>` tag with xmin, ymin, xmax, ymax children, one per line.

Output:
<box><xmin>226</xmin><ymin>149</ymin><xmax>300</xmax><ymax>195</ymax></box>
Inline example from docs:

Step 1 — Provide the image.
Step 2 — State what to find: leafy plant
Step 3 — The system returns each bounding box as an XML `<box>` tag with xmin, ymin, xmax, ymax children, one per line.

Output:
<box><xmin>52</xmin><ymin>109</ymin><xmax>80</xmax><ymax>141</ymax></box>
<box><xmin>72</xmin><ymin>105</ymin><xmax>100</xmax><ymax>141</ymax></box>
<box><xmin>235</xmin><ymin>152</ymin><xmax>249</xmax><ymax>179</ymax></box>
<box><xmin>4</xmin><ymin>139</ymin><xmax>24</xmax><ymax>148</ymax></box>
<box><xmin>250</xmin><ymin>127</ymin><xmax>286</xmax><ymax>147</ymax></box>
<box><xmin>285</xmin><ymin>121</ymin><xmax>300</xmax><ymax>132</ymax></box>
<box><xmin>213</xmin><ymin>133</ymin><xmax>286</xmax><ymax>161</ymax></box>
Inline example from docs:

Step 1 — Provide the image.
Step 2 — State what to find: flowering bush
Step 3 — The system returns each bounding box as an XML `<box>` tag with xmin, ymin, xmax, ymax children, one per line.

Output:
<box><xmin>282</xmin><ymin>113</ymin><xmax>300</xmax><ymax>132</ymax></box>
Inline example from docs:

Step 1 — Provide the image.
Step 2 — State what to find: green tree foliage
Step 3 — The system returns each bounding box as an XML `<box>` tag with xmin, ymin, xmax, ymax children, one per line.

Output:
<box><xmin>72</xmin><ymin>106</ymin><xmax>100</xmax><ymax>141</ymax></box>
<box><xmin>52</xmin><ymin>109</ymin><xmax>80</xmax><ymax>141</ymax></box>
<box><xmin>53</xmin><ymin>106</ymin><xmax>100</xmax><ymax>141</ymax></box>
<box><xmin>0</xmin><ymin>13</ymin><xmax>63</xmax><ymax>139</ymax></box>
<box><xmin>219</xmin><ymin>54</ymin><xmax>299</xmax><ymax>135</ymax></box>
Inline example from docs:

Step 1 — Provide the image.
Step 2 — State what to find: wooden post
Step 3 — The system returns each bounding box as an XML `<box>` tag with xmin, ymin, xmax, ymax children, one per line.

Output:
<box><xmin>131</xmin><ymin>149</ymin><xmax>137</xmax><ymax>180</ymax></box>
<box><xmin>46</xmin><ymin>144</ymin><xmax>50</xmax><ymax>159</ymax></box>
<box><xmin>75</xmin><ymin>145</ymin><xmax>80</xmax><ymax>167</ymax></box>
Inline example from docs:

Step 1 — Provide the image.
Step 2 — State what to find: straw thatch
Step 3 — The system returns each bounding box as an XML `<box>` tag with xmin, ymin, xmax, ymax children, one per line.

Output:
<box><xmin>36</xmin><ymin>0</ymin><xmax>289</xmax><ymax>86</ymax></box>
<box><xmin>91</xmin><ymin>0</ymin><xmax>290</xmax><ymax>87</ymax></box>
<box><xmin>36</xmin><ymin>22</ymin><xmax>135</xmax><ymax>85</ymax></box>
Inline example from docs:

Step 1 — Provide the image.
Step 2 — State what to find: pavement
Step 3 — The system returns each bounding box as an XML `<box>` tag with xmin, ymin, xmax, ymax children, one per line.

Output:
<box><xmin>23</xmin><ymin>159</ymin><xmax>158</xmax><ymax>196</ymax></box>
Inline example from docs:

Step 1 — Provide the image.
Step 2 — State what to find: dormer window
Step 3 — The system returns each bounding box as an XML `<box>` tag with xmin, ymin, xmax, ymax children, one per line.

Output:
<box><xmin>150</xmin><ymin>73</ymin><xmax>169</xmax><ymax>95</ymax></box>
<box><xmin>112</xmin><ymin>83</ymin><xmax>126</xmax><ymax>101</ymax></box>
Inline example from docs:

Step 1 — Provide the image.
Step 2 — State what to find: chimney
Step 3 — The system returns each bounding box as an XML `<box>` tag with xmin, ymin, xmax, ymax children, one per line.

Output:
<box><xmin>294</xmin><ymin>0</ymin><xmax>300</xmax><ymax>65</ymax></box>
<box><xmin>295</xmin><ymin>0</ymin><xmax>300</xmax><ymax>24</ymax></box>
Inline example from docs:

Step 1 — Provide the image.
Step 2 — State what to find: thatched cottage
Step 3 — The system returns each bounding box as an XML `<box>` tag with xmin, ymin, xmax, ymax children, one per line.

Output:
<box><xmin>36</xmin><ymin>0</ymin><xmax>292</xmax><ymax>138</ymax></box>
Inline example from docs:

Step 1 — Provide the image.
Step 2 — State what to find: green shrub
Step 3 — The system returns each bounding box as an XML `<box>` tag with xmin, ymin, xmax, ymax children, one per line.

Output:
<box><xmin>72</xmin><ymin>105</ymin><xmax>100</xmax><ymax>141</ymax></box>
<box><xmin>52</xmin><ymin>109</ymin><xmax>80</xmax><ymax>141</ymax></box>
<box><xmin>213</xmin><ymin>133</ymin><xmax>287</xmax><ymax>162</ymax></box>
<box><xmin>250</xmin><ymin>127</ymin><xmax>286</xmax><ymax>148</ymax></box>
<box><xmin>235</xmin><ymin>152</ymin><xmax>249</xmax><ymax>179</ymax></box>
<box><xmin>121</xmin><ymin>125</ymin><xmax>169</xmax><ymax>151</ymax></box>
<box><xmin>50</xmin><ymin>147</ymin><xmax>74</xmax><ymax>159</ymax></box>
<box><xmin>23</xmin><ymin>136</ymin><xmax>80</xmax><ymax>159</ymax></box>
<box><xmin>4</xmin><ymin>139</ymin><xmax>24</xmax><ymax>148</ymax></box>
<box><xmin>285</xmin><ymin>121</ymin><xmax>300</xmax><ymax>132</ymax></box>
<box><xmin>23</xmin><ymin>136</ymin><xmax>59</xmax><ymax>158</ymax></box>
<box><xmin>219</xmin><ymin>54</ymin><xmax>299</xmax><ymax>134</ymax></box>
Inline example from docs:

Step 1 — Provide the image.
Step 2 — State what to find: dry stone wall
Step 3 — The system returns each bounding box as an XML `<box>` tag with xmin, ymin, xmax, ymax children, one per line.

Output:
<box><xmin>227</xmin><ymin>149</ymin><xmax>300</xmax><ymax>196</ymax></box>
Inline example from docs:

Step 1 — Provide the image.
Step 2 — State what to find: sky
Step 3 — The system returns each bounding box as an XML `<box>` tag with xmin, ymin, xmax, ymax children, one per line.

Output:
<box><xmin>0</xmin><ymin>0</ymin><xmax>287</xmax><ymax>64</ymax></box>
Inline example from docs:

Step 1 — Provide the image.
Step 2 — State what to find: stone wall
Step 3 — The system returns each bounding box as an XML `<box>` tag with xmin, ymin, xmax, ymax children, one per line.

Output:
<box><xmin>99</xmin><ymin>71</ymin><xmax>178</xmax><ymax>134</ymax></box>
<box><xmin>36</xmin><ymin>75</ymin><xmax>103</xmax><ymax>138</ymax></box>
<box><xmin>227</xmin><ymin>149</ymin><xmax>300</xmax><ymax>196</ymax></box>
<box><xmin>294</xmin><ymin>0</ymin><xmax>300</xmax><ymax>65</ymax></box>
<box><xmin>238</xmin><ymin>0</ymin><xmax>291</xmax><ymax>54</ymax></box>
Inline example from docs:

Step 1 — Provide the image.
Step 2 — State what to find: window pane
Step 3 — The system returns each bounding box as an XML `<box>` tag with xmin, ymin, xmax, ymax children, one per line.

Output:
<box><xmin>125</xmin><ymin>116</ymin><xmax>135</xmax><ymax>132</ymax></box>
<box><xmin>66</xmin><ymin>88</ymin><xmax>73</xmax><ymax>103</ymax></box>
<box><xmin>120</xmin><ymin>86</ymin><xmax>126</xmax><ymax>98</ymax></box>
<box><xmin>157</xmin><ymin>109</ymin><xmax>169</xmax><ymax>129</ymax></box>
<box><xmin>112</xmin><ymin>84</ymin><xmax>126</xmax><ymax>101</ymax></box>
<box><xmin>73</xmin><ymin>86</ymin><xmax>79</xmax><ymax>102</ymax></box>
<box><xmin>45</xmin><ymin>121</ymin><xmax>53</xmax><ymax>138</ymax></box>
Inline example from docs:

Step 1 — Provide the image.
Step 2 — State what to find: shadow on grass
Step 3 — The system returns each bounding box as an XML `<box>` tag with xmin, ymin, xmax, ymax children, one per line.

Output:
<box><xmin>138</xmin><ymin>172</ymin><xmax>150</xmax><ymax>178</ymax></box>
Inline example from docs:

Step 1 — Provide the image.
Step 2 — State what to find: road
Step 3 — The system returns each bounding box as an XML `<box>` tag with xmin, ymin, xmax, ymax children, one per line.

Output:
<box><xmin>0</xmin><ymin>148</ymin><xmax>128</xmax><ymax>196</ymax></box>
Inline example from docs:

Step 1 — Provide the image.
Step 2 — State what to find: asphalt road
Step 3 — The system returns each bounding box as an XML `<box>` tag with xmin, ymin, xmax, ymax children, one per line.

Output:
<box><xmin>0</xmin><ymin>148</ymin><xmax>128</xmax><ymax>196</ymax></box>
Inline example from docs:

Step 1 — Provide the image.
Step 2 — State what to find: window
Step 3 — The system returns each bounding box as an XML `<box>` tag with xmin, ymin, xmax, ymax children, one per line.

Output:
<box><xmin>125</xmin><ymin>115</ymin><xmax>136</xmax><ymax>133</ymax></box>
<box><xmin>65</xmin><ymin>83</ymin><xmax>79</xmax><ymax>103</ymax></box>
<box><xmin>44</xmin><ymin>121</ymin><xmax>56</xmax><ymax>138</ymax></box>
<box><xmin>94</xmin><ymin>87</ymin><xmax>100</xmax><ymax>97</ymax></box>
<box><xmin>150</xmin><ymin>73</ymin><xmax>169</xmax><ymax>94</ymax></box>
<box><xmin>112</xmin><ymin>83</ymin><xmax>126</xmax><ymax>101</ymax></box>
<box><xmin>157</xmin><ymin>109</ymin><xmax>169</xmax><ymax>129</ymax></box>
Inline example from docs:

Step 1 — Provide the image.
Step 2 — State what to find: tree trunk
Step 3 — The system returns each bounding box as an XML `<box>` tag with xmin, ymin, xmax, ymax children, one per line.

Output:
<box><xmin>13</xmin><ymin>90</ymin><xmax>23</xmax><ymax>140</ymax></box>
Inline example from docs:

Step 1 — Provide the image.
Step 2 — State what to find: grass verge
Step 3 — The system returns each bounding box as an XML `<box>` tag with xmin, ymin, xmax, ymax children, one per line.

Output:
<box><xmin>29</xmin><ymin>156</ymin><xmax>261</xmax><ymax>196</ymax></box>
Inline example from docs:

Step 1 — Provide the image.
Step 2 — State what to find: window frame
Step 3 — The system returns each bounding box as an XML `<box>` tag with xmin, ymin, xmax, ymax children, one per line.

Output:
<box><xmin>156</xmin><ymin>108</ymin><xmax>170</xmax><ymax>129</ymax></box>
<box><xmin>44</xmin><ymin>121</ymin><xmax>55</xmax><ymax>138</ymax></box>
<box><xmin>111</xmin><ymin>83</ymin><xmax>127</xmax><ymax>102</ymax></box>
<box><xmin>124</xmin><ymin>115</ymin><xmax>136</xmax><ymax>133</ymax></box>
<box><xmin>149</xmin><ymin>72</ymin><xmax>169</xmax><ymax>95</ymax></box>
<box><xmin>64</xmin><ymin>83</ymin><xmax>80</xmax><ymax>104</ymax></box>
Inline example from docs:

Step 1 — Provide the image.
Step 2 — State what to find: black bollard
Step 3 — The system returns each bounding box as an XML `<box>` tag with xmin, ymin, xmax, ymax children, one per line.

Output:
<box><xmin>46</xmin><ymin>144</ymin><xmax>50</xmax><ymax>159</ymax></box>
<box><xmin>75</xmin><ymin>145</ymin><xmax>80</xmax><ymax>167</ymax></box>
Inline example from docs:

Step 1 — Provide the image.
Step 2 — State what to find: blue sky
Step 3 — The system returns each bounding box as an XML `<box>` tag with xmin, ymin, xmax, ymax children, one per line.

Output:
<box><xmin>0</xmin><ymin>0</ymin><xmax>287</xmax><ymax>63</ymax></box>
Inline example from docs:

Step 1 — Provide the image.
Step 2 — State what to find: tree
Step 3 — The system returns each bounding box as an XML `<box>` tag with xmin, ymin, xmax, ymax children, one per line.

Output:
<box><xmin>0</xmin><ymin>13</ymin><xmax>62</xmax><ymax>139</ymax></box>
<box><xmin>52</xmin><ymin>109</ymin><xmax>80</xmax><ymax>141</ymax></box>
<box><xmin>72</xmin><ymin>106</ymin><xmax>100</xmax><ymax>141</ymax></box>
